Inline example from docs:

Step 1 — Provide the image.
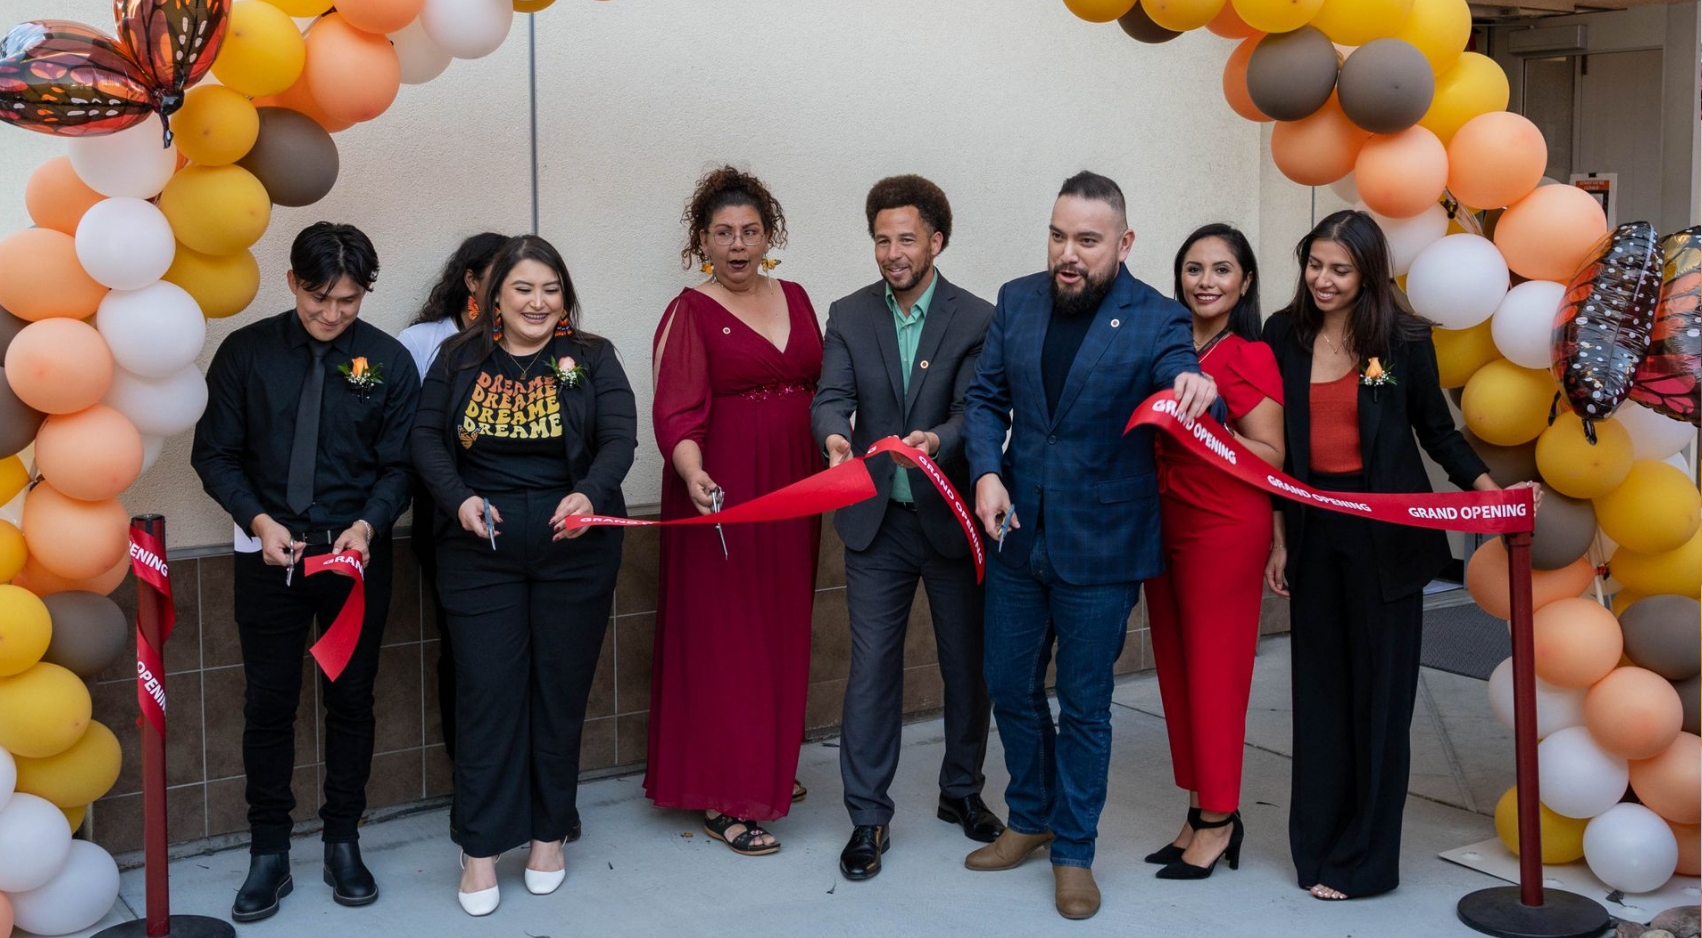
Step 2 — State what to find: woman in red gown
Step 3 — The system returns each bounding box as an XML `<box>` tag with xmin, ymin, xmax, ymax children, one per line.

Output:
<box><xmin>1143</xmin><ymin>224</ymin><xmax>1286</xmax><ymax>880</ymax></box>
<box><xmin>647</xmin><ymin>167</ymin><xmax>823</xmax><ymax>855</ymax></box>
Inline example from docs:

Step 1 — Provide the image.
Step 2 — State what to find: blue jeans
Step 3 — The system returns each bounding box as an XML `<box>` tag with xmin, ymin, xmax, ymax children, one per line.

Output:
<box><xmin>984</xmin><ymin>532</ymin><xmax>1137</xmax><ymax>868</ymax></box>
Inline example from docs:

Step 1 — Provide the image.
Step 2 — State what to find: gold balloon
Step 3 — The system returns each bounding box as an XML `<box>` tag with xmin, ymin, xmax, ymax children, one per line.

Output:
<box><xmin>1418</xmin><ymin>52</ymin><xmax>1509</xmax><ymax>145</ymax></box>
<box><xmin>1392</xmin><ymin>0</ymin><xmax>1470</xmax><ymax>75</ymax></box>
<box><xmin>0</xmin><ymin>584</ymin><xmax>50</xmax><ymax>676</ymax></box>
<box><xmin>0</xmin><ymin>455</ymin><xmax>27</xmax><ymax>505</ymax></box>
<box><xmin>172</xmin><ymin>85</ymin><xmax>260</xmax><ymax>167</ymax></box>
<box><xmin>0</xmin><ymin>662</ymin><xmax>90</xmax><ymax>758</ymax></box>
<box><xmin>61</xmin><ymin>802</ymin><xmax>86</xmax><ymax>832</ymax></box>
<box><xmin>1141</xmin><ymin>0</ymin><xmax>1225</xmax><ymax>32</ymax></box>
<box><xmin>266</xmin><ymin>0</ymin><xmax>333</xmax><ymax>13</ymax></box>
<box><xmin>1595</xmin><ymin>461</ymin><xmax>1702</xmax><ymax>555</ymax></box>
<box><xmin>163</xmin><ymin>245</ymin><xmax>262</xmax><ymax>319</ymax></box>
<box><xmin>211</xmin><ymin>0</ymin><xmax>308</xmax><ymax>98</ymax></box>
<box><xmin>1232</xmin><ymin>0</ymin><xmax>1324</xmax><ymax>33</ymax></box>
<box><xmin>158</xmin><ymin>165</ymin><xmax>272</xmax><ymax>257</ymax></box>
<box><xmin>1494</xmin><ymin>785</ymin><xmax>1587</xmax><ymax>863</ymax></box>
<box><xmin>1309</xmin><ymin>0</ymin><xmax>1413</xmax><ymax>47</ymax></box>
<box><xmin>514</xmin><ymin>0</ymin><xmax>558</xmax><ymax>10</ymax></box>
<box><xmin>1432</xmin><ymin>321</ymin><xmax>1499</xmax><ymax>388</ymax></box>
<box><xmin>1611</xmin><ymin>526</ymin><xmax>1702</xmax><ymax>599</ymax></box>
<box><xmin>1461</xmin><ymin>359</ymin><xmax>1554</xmax><ymax>445</ymax></box>
<box><xmin>1536</xmin><ymin>412</ymin><xmax>1633</xmax><ymax>499</ymax></box>
<box><xmin>1062</xmin><ymin>0</ymin><xmax>1138</xmax><ymax>22</ymax></box>
<box><xmin>0</xmin><ymin>521</ymin><xmax>24</xmax><ymax>584</ymax></box>
<box><xmin>14</xmin><ymin>720</ymin><xmax>121</xmax><ymax>808</ymax></box>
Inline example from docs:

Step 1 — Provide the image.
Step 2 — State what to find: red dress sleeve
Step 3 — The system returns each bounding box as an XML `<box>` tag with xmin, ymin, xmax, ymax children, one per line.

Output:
<box><xmin>652</xmin><ymin>290</ymin><xmax>712</xmax><ymax>460</ymax></box>
<box><xmin>1215</xmin><ymin>337</ymin><xmax>1284</xmax><ymax>422</ymax></box>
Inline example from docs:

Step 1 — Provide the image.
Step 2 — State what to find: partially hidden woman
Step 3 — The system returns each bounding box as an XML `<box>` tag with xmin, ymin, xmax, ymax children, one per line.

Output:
<box><xmin>1261</xmin><ymin>210</ymin><xmax>1538</xmax><ymax>901</ymax></box>
<box><xmin>646</xmin><ymin>166</ymin><xmax>824</xmax><ymax>855</ymax></box>
<box><xmin>399</xmin><ymin>231</ymin><xmax>507</xmax><ymax>764</ymax></box>
<box><xmin>1143</xmin><ymin>224</ymin><xmax>1285</xmax><ymax>881</ymax></box>
<box><xmin>411</xmin><ymin>235</ymin><xmax>636</xmax><ymax>915</ymax></box>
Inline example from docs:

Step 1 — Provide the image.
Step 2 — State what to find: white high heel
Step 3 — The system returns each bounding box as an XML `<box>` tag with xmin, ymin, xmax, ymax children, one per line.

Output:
<box><xmin>524</xmin><ymin>839</ymin><xmax>567</xmax><ymax>896</ymax></box>
<box><xmin>457</xmin><ymin>852</ymin><xmax>500</xmax><ymax>916</ymax></box>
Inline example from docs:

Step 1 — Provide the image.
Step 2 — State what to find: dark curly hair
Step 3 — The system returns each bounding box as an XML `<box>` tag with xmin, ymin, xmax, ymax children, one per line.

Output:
<box><xmin>1173</xmin><ymin>223</ymin><xmax>1260</xmax><ymax>342</ymax></box>
<box><xmin>679</xmin><ymin>165</ymin><xmax>788</xmax><ymax>269</ymax></box>
<box><xmin>865</xmin><ymin>175</ymin><xmax>952</xmax><ymax>249</ymax></box>
<box><xmin>412</xmin><ymin>232</ymin><xmax>507</xmax><ymax>326</ymax></box>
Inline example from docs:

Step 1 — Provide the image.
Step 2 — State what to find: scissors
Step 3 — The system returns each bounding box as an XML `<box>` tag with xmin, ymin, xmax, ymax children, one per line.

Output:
<box><xmin>284</xmin><ymin>541</ymin><xmax>296</xmax><ymax>586</ymax></box>
<box><xmin>710</xmin><ymin>486</ymin><xmax>729</xmax><ymax>560</ymax></box>
<box><xmin>996</xmin><ymin>509</ymin><xmax>1014</xmax><ymax>553</ymax></box>
<box><xmin>482</xmin><ymin>498</ymin><xmax>498</xmax><ymax>550</ymax></box>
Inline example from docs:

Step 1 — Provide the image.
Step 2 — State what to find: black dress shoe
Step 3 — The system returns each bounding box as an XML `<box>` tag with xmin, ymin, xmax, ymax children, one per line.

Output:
<box><xmin>232</xmin><ymin>852</ymin><xmax>293</xmax><ymax>923</ymax></box>
<box><xmin>566</xmin><ymin>818</ymin><xmax>582</xmax><ymax>843</ymax></box>
<box><xmin>322</xmin><ymin>841</ymin><xmax>379</xmax><ymax>907</ymax></box>
<box><xmin>937</xmin><ymin>794</ymin><xmax>1005</xmax><ymax>844</ymax></box>
<box><xmin>839</xmin><ymin>825</ymin><xmax>890</xmax><ymax>881</ymax></box>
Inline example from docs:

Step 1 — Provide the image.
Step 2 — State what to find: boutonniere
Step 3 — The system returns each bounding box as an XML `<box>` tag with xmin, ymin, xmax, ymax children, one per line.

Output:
<box><xmin>549</xmin><ymin>355</ymin><xmax>588</xmax><ymax>388</ymax></box>
<box><xmin>337</xmin><ymin>356</ymin><xmax>384</xmax><ymax>399</ymax></box>
<box><xmin>1360</xmin><ymin>357</ymin><xmax>1396</xmax><ymax>387</ymax></box>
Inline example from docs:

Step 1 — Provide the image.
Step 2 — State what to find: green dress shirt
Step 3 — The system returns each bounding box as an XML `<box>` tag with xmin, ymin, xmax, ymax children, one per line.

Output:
<box><xmin>883</xmin><ymin>273</ymin><xmax>938</xmax><ymax>504</ymax></box>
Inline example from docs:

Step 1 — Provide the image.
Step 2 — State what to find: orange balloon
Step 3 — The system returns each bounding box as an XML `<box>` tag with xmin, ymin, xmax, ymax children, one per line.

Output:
<box><xmin>1464</xmin><ymin>538</ymin><xmax>1596</xmax><ymax>620</ymax></box>
<box><xmin>1354</xmin><ymin>126</ymin><xmax>1448</xmax><ymax>218</ymax></box>
<box><xmin>0</xmin><ymin>229</ymin><xmax>108</xmax><ymax>322</ymax></box>
<box><xmin>1530</xmin><ymin>596</ymin><xmax>1623</xmax><ymax>688</ymax></box>
<box><xmin>1206</xmin><ymin>1</ymin><xmax>1258</xmax><ymax>37</ymax></box>
<box><xmin>256</xmin><ymin>73</ymin><xmax>354</xmax><ymax>134</ymax></box>
<box><xmin>34</xmin><ymin>405</ymin><xmax>143</xmax><ymax>502</ymax></box>
<box><xmin>24</xmin><ymin>157</ymin><xmax>105</xmax><ymax>236</ymax></box>
<box><xmin>334</xmin><ymin>0</ymin><xmax>424</xmax><ymax>34</ymax></box>
<box><xmin>1631</xmin><ymin>732</ymin><xmax>1701</xmax><ymax>824</ymax></box>
<box><xmin>1672</xmin><ymin>821</ymin><xmax>1700</xmax><ymax>876</ymax></box>
<box><xmin>1271</xmin><ymin>94</ymin><xmax>1371</xmax><ymax>187</ymax></box>
<box><xmin>0</xmin><ymin>891</ymin><xmax>11</xmax><ymax>938</ymax></box>
<box><xmin>1447</xmin><ymin>111</ymin><xmax>1547</xmax><ymax>210</ymax></box>
<box><xmin>1586</xmin><ymin>667</ymin><xmax>1685</xmax><ymax>760</ymax></box>
<box><xmin>3</xmin><ymin>319</ymin><xmax>115</xmax><ymax>415</ymax></box>
<box><xmin>1222</xmin><ymin>36</ymin><xmax>1270</xmax><ymax>122</ymax></box>
<box><xmin>304</xmin><ymin>13</ymin><xmax>401</xmax><ymax>125</ymax></box>
<box><xmin>14</xmin><ymin>552</ymin><xmax>128</xmax><ymax>597</ymax></box>
<box><xmin>20</xmin><ymin>482</ymin><xmax>129</xmax><ymax>582</ymax></box>
<box><xmin>1494</xmin><ymin>184</ymin><xmax>1609</xmax><ymax>282</ymax></box>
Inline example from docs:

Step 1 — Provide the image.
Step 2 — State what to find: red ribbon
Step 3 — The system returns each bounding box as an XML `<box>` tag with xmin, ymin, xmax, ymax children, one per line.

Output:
<box><xmin>128</xmin><ymin>530</ymin><xmax>175</xmax><ymax>735</ymax></box>
<box><xmin>303</xmin><ymin>551</ymin><xmax>367</xmax><ymax>682</ymax></box>
<box><xmin>1125</xmin><ymin>392</ymin><xmax>1535</xmax><ymax>534</ymax></box>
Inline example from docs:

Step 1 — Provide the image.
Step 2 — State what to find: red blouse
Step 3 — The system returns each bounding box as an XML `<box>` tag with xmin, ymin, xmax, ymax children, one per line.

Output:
<box><xmin>1309</xmin><ymin>369</ymin><xmax>1363</xmax><ymax>474</ymax></box>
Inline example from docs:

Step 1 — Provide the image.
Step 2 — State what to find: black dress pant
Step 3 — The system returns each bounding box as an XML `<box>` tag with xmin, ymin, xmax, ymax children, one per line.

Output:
<box><xmin>1287</xmin><ymin>474</ymin><xmax>1424</xmax><ymax>898</ymax></box>
<box><xmin>437</xmin><ymin>488</ymin><xmax>620</xmax><ymax>858</ymax></box>
<box><xmin>840</xmin><ymin>503</ymin><xmax>989</xmax><ymax>827</ymax></box>
<box><xmin>235</xmin><ymin>540</ymin><xmax>392</xmax><ymax>854</ymax></box>
<box><xmin>412</xmin><ymin>481</ymin><xmax>456</xmax><ymax>761</ymax></box>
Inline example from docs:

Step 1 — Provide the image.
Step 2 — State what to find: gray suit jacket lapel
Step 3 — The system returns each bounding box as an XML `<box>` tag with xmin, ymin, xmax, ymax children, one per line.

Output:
<box><xmin>904</xmin><ymin>279</ymin><xmax>957</xmax><ymax>422</ymax></box>
<box><xmin>868</xmin><ymin>285</ymin><xmax>907</xmax><ymax>416</ymax></box>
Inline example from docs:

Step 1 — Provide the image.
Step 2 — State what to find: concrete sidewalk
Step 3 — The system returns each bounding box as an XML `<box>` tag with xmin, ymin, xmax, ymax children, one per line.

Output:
<box><xmin>67</xmin><ymin>636</ymin><xmax>1530</xmax><ymax>938</ymax></box>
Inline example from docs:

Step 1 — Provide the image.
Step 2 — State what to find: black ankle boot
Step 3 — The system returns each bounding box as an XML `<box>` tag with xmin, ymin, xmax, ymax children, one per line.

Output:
<box><xmin>1144</xmin><ymin>807</ymin><xmax>1202</xmax><ymax>865</ymax></box>
<box><xmin>232</xmin><ymin>852</ymin><xmax>293</xmax><ymax>922</ymax></box>
<box><xmin>1156</xmin><ymin>811</ymin><xmax>1243</xmax><ymax>880</ymax></box>
<box><xmin>323</xmin><ymin>841</ymin><xmax>379</xmax><ymax>906</ymax></box>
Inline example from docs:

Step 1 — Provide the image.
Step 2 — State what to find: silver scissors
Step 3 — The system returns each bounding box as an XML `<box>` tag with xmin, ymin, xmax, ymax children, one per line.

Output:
<box><xmin>710</xmin><ymin>486</ymin><xmax>728</xmax><ymax>560</ymax></box>
<box><xmin>284</xmin><ymin>541</ymin><xmax>296</xmax><ymax>586</ymax></box>
<box><xmin>996</xmin><ymin>509</ymin><xmax>1014</xmax><ymax>553</ymax></box>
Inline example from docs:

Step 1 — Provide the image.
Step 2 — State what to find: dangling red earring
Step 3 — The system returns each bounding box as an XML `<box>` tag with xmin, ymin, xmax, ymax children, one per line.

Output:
<box><xmin>465</xmin><ymin>295</ymin><xmax>480</xmax><ymax>323</ymax></box>
<box><xmin>491</xmin><ymin>311</ymin><xmax>504</xmax><ymax>342</ymax></box>
<box><xmin>554</xmin><ymin>315</ymin><xmax>572</xmax><ymax>337</ymax></box>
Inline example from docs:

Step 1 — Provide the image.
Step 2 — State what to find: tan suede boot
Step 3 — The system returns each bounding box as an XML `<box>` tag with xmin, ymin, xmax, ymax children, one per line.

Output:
<box><xmin>1053</xmin><ymin>866</ymin><xmax>1100</xmax><ymax>920</ymax></box>
<box><xmin>964</xmin><ymin>829</ymin><xmax>1054</xmax><ymax>871</ymax></box>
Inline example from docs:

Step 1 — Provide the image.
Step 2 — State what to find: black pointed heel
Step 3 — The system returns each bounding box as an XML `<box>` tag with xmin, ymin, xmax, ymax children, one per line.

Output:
<box><xmin>1144</xmin><ymin>807</ymin><xmax>1203</xmax><ymax>865</ymax></box>
<box><xmin>1155</xmin><ymin>811</ymin><xmax>1243</xmax><ymax>880</ymax></box>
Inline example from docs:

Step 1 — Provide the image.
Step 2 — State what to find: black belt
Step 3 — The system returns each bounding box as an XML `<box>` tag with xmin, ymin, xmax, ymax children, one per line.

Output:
<box><xmin>294</xmin><ymin>528</ymin><xmax>346</xmax><ymax>546</ymax></box>
<box><xmin>890</xmin><ymin>500</ymin><xmax>917</xmax><ymax>512</ymax></box>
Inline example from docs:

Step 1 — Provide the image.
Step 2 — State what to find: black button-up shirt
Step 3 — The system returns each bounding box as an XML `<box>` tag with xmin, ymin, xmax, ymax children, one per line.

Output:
<box><xmin>191</xmin><ymin>310</ymin><xmax>420</xmax><ymax>539</ymax></box>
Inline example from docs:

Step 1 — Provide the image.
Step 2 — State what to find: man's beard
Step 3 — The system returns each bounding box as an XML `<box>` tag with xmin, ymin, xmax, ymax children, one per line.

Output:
<box><xmin>1050</xmin><ymin>265</ymin><xmax>1115</xmax><ymax>319</ymax></box>
<box><xmin>884</xmin><ymin>257</ymin><xmax>932</xmax><ymax>294</ymax></box>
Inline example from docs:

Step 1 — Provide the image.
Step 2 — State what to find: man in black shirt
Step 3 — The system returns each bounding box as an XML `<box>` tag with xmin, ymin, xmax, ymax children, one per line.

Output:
<box><xmin>192</xmin><ymin>222</ymin><xmax>419</xmax><ymax>923</ymax></box>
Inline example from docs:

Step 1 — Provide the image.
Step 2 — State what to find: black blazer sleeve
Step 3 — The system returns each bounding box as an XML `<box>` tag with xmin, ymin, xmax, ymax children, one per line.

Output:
<box><xmin>1403</xmin><ymin>331</ymin><xmax>1490</xmax><ymax>491</ymax></box>
<box><xmin>409</xmin><ymin>354</ymin><xmax>477</xmax><ymax>516</ymax></box>
<box><xmin>571</xmin><ymin>340</ymin><xmax>637</xmax><ymax>513</ymax></box>
<box><xmin>811</xmin><ymin>300</ymin><xmax>857</xmax><ymax>452</ymax></box>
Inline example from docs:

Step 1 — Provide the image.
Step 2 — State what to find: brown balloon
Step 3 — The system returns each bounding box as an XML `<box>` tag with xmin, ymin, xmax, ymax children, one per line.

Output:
<box><xmin>0</xmin><ymin>365</ymin><xmax>45</xmax><ymax>458</ymax></box>
<box><xmin>1463</xmin><ymin>429</ymin><xmax>1539</xmax><ymax>487</ymax></box>
<box><xmin>40</xmin><ymin>590</ymin><xmax>127</xmax><ymax>679</ymax></box>
<box><xmin>1676</xmin><ymin>674</ymin><xmax>1699</xmax><ymax>735</ymax></box>
<box><xmin>1337</xmin><ymin>38</ymin><xmax>1435</xmax><ymax>135</ymax></box>
<box><xmin>0</xmin><ymin>304</ymin><xmax>26</xmax><ymax>360</ymax></box>
<box><xmin>1245</xmin><ymin>27</ymin><xmax>1339</xmax><ymax>123</ymax></box>
<box><xmin>1620</xmin><ymin>595</ymin><xmax>1701</xmax><ymax>681</ymax></box>
<box><xmin>1118</xmin><ymin>4</ymin><xmax>1180</xmax><ymax>43</ymax></box>
<box><xmin>1529</xmin><ymin>491</ymin><xmax>1597</xmax><ymax>571</ymax></box>
<box><xmin>238</xmin><ymin>107</ymin><xmax>340</xmax><ymax>208</ymax></box>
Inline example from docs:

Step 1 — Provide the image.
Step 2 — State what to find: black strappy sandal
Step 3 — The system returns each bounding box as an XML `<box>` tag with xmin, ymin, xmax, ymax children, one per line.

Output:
<box><xmin>792</xmin><ymin>780</ymin><xmax>807</xmax><ymax>803</ymax></box>
<box><xmin>703</xmin><ymin>813</ymin><xmax>781</xmax><ymax>857</ymax></box>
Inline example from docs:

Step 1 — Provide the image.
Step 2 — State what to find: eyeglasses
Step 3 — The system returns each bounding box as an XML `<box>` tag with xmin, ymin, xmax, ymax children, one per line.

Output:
<box><xmin>709</xmin><ymin>228</ymin><xmax>766</xmax><ymax>247</ymax></box>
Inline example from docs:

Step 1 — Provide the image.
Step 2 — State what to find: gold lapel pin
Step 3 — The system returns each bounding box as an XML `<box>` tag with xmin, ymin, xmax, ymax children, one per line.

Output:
<box><xmin>919</xmin><ymin>360</ymin><xmax>930</xmax><ymax>369</ymax></box>
<box><xmin>1110</xmin><ymin>319</ymin><xmax>1121</xmax><ymax>328</ymax></box>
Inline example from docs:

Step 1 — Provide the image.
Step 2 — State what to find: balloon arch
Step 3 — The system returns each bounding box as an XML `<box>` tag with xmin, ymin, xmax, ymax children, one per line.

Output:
<box><xmin>0</xmin><ymin>0</ymin><xmax>1696</xmax><ymax>933</ymax></box>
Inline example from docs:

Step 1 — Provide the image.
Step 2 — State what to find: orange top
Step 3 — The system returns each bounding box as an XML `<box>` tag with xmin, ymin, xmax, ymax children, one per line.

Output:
<box><xmin>1309</xmin><ymin>370</ymin><xmax>1363</xmax><ymax>474</ymax></box>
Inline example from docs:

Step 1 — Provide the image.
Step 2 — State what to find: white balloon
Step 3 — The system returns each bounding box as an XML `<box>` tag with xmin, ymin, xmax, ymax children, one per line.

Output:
<box><xmin>67</xmin><ymin>114</ymin><xmax>178</xmax><ymax>199</ymax></box>
<box><xmin>1614</xmin><ymin>401</ymin><xmax>1696</xmax><ymax>461</ymax></box>
<box><xmin>1486</xmin><ymin>657</ymin><xmax>1587</xmax><ymax>737</ymax></box>
<box><xmin>390</xmin><ymin>17</ymin><xmax>453</xmax><ymax>84</ymax></box>
<box><xmin>1537</xmin><ymin>726</ymin><xmax>1629</xmax><ymax>819</ymax></box>
<box><xmin>1490</xmin><ymin>280</ymin><xmax>1567</xmax><ymax>369</ymax></box>
<box><xmin>0</xmin><ymin>792</ymin><xmax>72</xmax><ymax>892</ymax></box>
<box><xmin>74</xmin><ymin>198</ymin><xmax>176</xmax><ymax>291</ymax></box>
<box><xmin>420</xmin><ymin>0</ymin><xmax>512</xmax><ymax>59</ymax></box>
<box><xmin>9</xmin><ymin>840</ymin><xmax>121</xmax><ymax>936</ymax></box>
<box><xmin>94</xmin><ymin>282</ymin><xmax>207</xmax><ymax>379</ymax></box>
<box><xmin>140</xmin><ymin>434</ymin><xmax>167</xmax><ymax>473</ymax></box>
<box><xmin>1329</xmin><ymin>172</ymin><xmax>1360</xmax><ymax>205</ymax></box>
<box><xmin>1663</xmin><ymin>451</ymin><xmax>1692</xmax><ymax>473</ymax></box>
<box><xmin>102</xmin><ymin>366</ymin><xmax>208</xmax><ymax>438</ymax></box>
<box><xmin>1371</xmin><ymin>203</ymin><xmax>1449</xmax><ymax>278</ymax></box>
<box><xmin>0</xmin><ymin>744</ymin><xmax>13</xmax><ymax>814</ymax></box>
<box><xmin>1407</xmin><ymin>234</ymin><xmax>1511</xmax><ymax>329</ymax></box>
<box><xmin>1582</xmin><ymin>803</ymin><xmax>1679</xmax><ymax>894</ymax></box>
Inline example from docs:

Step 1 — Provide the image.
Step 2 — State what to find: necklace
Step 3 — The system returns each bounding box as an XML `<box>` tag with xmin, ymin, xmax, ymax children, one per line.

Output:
<box><xmin>1318</xmin><ymin>330</ymin><xmax>1349</xmax><ymax>357</ymax></box>
<box><xmin>502</xmin><ymin>345</ymin><xmax>549</xmax><ymax>380</ymax></box>
<box><xmin>1194</xmin><ymin>327</ymin><xmax>1230</xmax><ymax>360</ymax></box>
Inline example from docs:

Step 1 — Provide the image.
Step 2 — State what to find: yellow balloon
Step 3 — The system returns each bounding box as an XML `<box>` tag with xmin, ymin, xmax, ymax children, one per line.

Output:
<box><xmin>263</xmin><ymin>0</ymin><xmax>332</xmax><ymax>14</ymax></box>
<box><xmin>0</xmin><ymin>521</ymin><xmax>25</xmax><ymax>584</ymax></box>
<box><xmin>1393</xmin><ymin>0</ymin><xmax>1471</xmax><ymax>75</ymax></box>
<box><xmin>172</xmin><ymin>85</ymin><xmax>260</xmax><ymax>167</ymax></box>
<box><xmin>1142</xmin><ymin>0</ymin><xmax>1226</xmax><ymax>32</ymax></box>
<box><xmin>0</xmin><ymin>583</ymin><xmax>50</xmax><ymax>676</ymax></box>
<box><xmin>1611</xmin><ymin>525</ymin><xmax>1702</xmax><ymax>598</ymax></box>
<box><xmin>1309</xmin><ymin>0</ymin><xmax>1412</xmax><ymax>47</ymax></box>
<box><xmin>1595</xmin><ymin>460</ymin><xmax>1702</xmax><ymax>554</ymax></box>
<box><xmin>514</xmin><ymin>0</ymin><xmax>557</xmax><ymax>10</ymax></box>
<box><xmin>0</xmin><ymin>662</ymin><xmax>90</xmax><ymax>758</ymax></box>
<box><xmin>1494</xmin><ymin>786</ymin><xmax>1587</xmax><ymax>864</ymax></box>
<box><xmin>14</xmin><ymin>721</ymin><xmax>121</xmax><ymax>808</ymax></box>
<box><xmin>1418</xmin><ymin>52</ymin><xmax>1509</xmax><ymax>145</ymax></box>
<box><xmin>211</xmin><ymin>0</ymin><xmax>308</xmax><ymax>98</ymax></box>
<box><xmin>0</xmin><ymin>455</ymin><xmax>27</xmax><ymax>504</ymax></box>
<box><xmin>1536</xmin><ymin>412</ymin><xmax>1634</xmax><ymax>499</ymax></box>
<box><xmin>1432</xmin><ymin>321</ymin><xmax>1499</xmax><ymax>389</ymax></box>
<box><xmin>159</xmin><ymin>165</ymin><xmax>272</xmax><ymax>257</ymax></box>
<box><xmin>163</xmin><ymin>245</ymin><xmax>262</xmax><ymax>319</ymax></box>
<box><xmin>1461</xmin><ymin>359</ymin><xmax>1554</xmax><ymax>445</ymax></box>
<box><xmin>61</xmin><ymin>802</ymin><xmax>86</xmax><ymax>832</ymax></box>
<box><xmin>1232</xmin><ymin>0</ymin><xmax>1324</xmax><ymax>34</ymax></box>
<box><xmin>1062</xmin><ymin>0</ymin><xmax>1138</xmax><ymax>22</ymax></box>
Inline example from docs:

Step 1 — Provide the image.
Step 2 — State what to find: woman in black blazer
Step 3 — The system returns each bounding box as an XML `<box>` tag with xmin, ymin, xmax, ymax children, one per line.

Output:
<box><xmin>411</xmin><ymin>235</ymin><xmax>635</xmax><ymax>916</ymax></box>
<box><xmin>1261</xmin><ymin>211</ymin><xmax>1537</xmax><ymax>901</ymax></box>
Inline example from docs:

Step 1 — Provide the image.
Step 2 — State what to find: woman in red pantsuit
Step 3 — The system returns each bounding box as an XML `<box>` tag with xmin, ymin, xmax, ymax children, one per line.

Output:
<box><xmin>1143</xmin><ymin>224</ymin><xmax>1285</xmax><ymax>880</ymax></box>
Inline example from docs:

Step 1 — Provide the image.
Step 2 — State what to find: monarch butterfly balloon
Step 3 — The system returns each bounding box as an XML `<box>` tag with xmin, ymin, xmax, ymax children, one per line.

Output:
<box><xmin>115</xmin><ymin>0</ymin><xmax>231</xmax><ymax>139</ymax></box>
<box><xmin>1551</xmin><ymin>221</ymin><xmax>1663</xmax><ymax>443</ymax></box>
<box><xmin>0</xmin><ymin>19</ymin><xmax>154</xmax><ymax>137</ymax></box>
<box><xmin>1628</xmin><ymin>226</ymin><xmax>1701</xmax><ymax>426</ymax></box>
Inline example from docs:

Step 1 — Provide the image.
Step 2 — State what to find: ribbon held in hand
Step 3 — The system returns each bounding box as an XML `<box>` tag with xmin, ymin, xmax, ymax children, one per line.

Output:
<box><xmin>304</xmin><ymin>550</ymin><xmax>367</xmax><ymax>682</ymax></box>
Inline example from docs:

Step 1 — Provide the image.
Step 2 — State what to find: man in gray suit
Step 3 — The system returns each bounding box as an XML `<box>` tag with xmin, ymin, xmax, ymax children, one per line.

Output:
<box><xmin>813</xmin><ymin>175</ymin><xmax>1003</xmax><ymax>882</ymax></box>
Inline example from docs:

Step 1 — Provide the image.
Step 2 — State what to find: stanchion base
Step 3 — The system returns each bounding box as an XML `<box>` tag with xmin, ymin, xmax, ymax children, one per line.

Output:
<box><xmin>1457</xmin><ymin>886</ymin><xmax>1612</xmax><ymax>938</ymax></box>
<box><xmin>94</xmin><ymin>914</ymin><xmax>236</xmax><ymax>938</ymax></box>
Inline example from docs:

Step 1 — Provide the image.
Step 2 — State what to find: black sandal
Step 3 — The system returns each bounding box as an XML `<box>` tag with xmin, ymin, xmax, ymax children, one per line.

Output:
<box><xmin>703</xmin><ymin>813</ymin><xmax>781</xmax><ymax>857</ymax></box>
<box><xmin>792</xmin><ymin>780</ymin><xmax>807</xmax><ymax>803</ymax></box>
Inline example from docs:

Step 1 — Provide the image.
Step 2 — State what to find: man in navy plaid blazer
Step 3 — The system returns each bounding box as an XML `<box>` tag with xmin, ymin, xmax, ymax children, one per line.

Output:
<box><xmin>959</xmin><ymin>171</ymin><xmax>1220</xmax><ymax>920</ymax></box>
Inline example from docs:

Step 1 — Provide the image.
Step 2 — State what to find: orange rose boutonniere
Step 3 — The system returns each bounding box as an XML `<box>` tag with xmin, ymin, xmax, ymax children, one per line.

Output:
<box><xmin>549</xmin><ymin>355</ymin><xmax>588</xmax><ymax>389</ymax></box>
<box><xmin>337</xmin><ymin>356</ymin><xmax>385</xmax><ymax>399</ymax></box>
<box><xmin>1360</xmin><ymin>356</ymin><xmax>1395</xmax><ymax>387</ymax></box>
